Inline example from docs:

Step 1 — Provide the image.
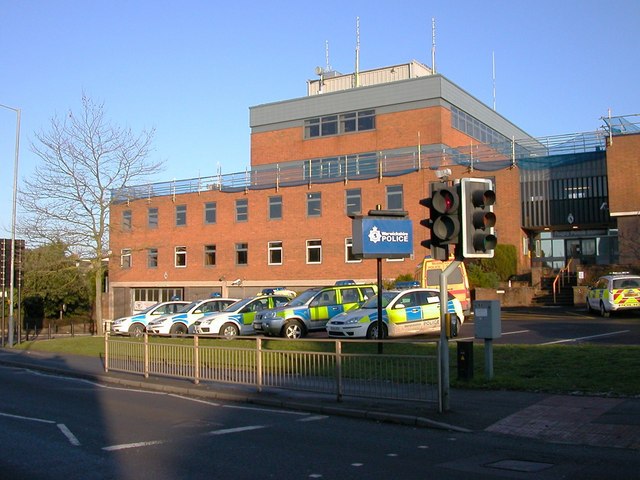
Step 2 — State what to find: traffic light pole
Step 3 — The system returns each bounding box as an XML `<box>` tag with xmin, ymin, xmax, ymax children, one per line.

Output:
<box><xmin>438</xmin><ymin>258</ymin><xmax>460</xmax><ymax>413</ymax></box>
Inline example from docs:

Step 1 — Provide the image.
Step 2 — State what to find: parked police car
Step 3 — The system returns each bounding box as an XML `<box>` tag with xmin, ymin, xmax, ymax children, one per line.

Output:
<box><xmin>586</xmin><ymin>274</ymin><xmax>640</xmax><ymax>317</ymax></box>
<box><xmin>110</xmin><ymin>300</ymin><xmax>189</xmax><ymax>337</ymax></box>
<box><xmin>191</xmin><ymin>293</ymin><xmax>294</xmax><ymax>337</ymax></box>
<box><xmin>146</xmin><ymin>297</ymin><xmax>239</xmax><ymax>335</ymax></box>
<box><xmin>326</xmin><ymin>288</ymin><xmax>464</xmax><ymax>339</ymax></box>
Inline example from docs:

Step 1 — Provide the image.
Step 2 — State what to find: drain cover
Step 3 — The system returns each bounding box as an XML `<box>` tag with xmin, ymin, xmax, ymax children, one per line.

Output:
<box><xmin>486</xmin><ymin>459</ymin><xmax>554</xmax><ymax>473</ymax></box>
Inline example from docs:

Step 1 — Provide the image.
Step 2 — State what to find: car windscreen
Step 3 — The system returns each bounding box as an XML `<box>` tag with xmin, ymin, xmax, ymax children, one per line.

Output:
<box><xmin>287</xmin><ymin>289</ymin><xmax>320</xmax><ymax>307</ymax></box>
<box><xmin>361</xmin><ymin>291</ymin><xmax>396</xmax><ymax>309</ymax></box>
<box><xmin>223</xmin><ymin>298</ymin><xmax>252</xmax><ymax>312</ymax></box>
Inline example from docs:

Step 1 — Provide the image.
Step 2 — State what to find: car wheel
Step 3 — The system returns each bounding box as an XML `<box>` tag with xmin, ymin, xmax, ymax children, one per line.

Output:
<box><xmin>221</xmin><ymin>322</ymin><xmax>239</xmax><ymax>338</ymax></box>
<box><xmin>366</xmin><ymin>322</ymin><xmax>387</xmax><ymax>339</ymax></box>
<box><xmin>170</xmin><ymin>323</ymin><xmax>188</xmax><ymax>336</ymax></box>
<box><xmin>283</xmin><ymin>321</ymin><xmax>304</xmax><ymax>339</ymax></box>
<box><xmin>128</xmin><ymin>323</ymin><xmax>145</xmax><ymax>338</ymax></box>
<box><xmin>599</xmin><ymin>301</ymin><xmax>610</xmax><ymax>318</ymax></box>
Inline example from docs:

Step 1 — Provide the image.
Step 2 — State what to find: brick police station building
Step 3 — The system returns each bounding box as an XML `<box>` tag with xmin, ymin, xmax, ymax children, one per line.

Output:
<box><xmin>107</xmin><ymin>60</ymin><xmax>640</xmax><ymax>319</ymax></box>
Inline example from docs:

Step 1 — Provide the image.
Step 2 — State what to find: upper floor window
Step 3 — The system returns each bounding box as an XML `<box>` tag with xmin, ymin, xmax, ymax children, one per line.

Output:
<box><xmin>204</xmin><ymin>202</ymin><xmax>216</xmax><ymax>224</ymax></box>
<box><xmin>269</xmin><ymin>196</ymin><xmax>282</xmax><ymax>220</ymax></box>
<box><xmin>306</xmin><ymin>239</ymin><xmax>322</xmax><ymax>264</ymax></box>
<box><xmin>386</xmin><ymin>185</ymin><xmax>403</xmax><ymax>210</ymax></box>
<box><xmin>236</xmin><ymin>243</ymin><xmax>248</xmax><ymax>265</ymax></box>
<box><xmin>268</xmin><ymin>241</ymin><xmax>283</xmax><ymax>265</ymax></box>
<box><xmin>122</xmin><ymin>210</ymin><xmax>132</xmax><ymax>231</ymax></box>
<box><xmin>304</xmin><ymin>109</ymin><xmax>376</xmax><ymax>139</ymax></box>
<box><xmin>236</xmin><ymin>198</ymin><xmax>248</xmax><ymax>222</ymax></box>
<box><xmin>175</xmin><ymin>205</ymin><xmax>187</xmax><ymax>226</ymax></box>
<box><xmin>345</xmin><ymin>238</ymin><xmax>361</xmax><ymax>263</ymax></box>
<box><xmin>204</xmin><ymin>244</ymin><xmax>216</xmax><ymax>266</ymax></box>
<box><xmin>121</xmin><ymin>248</ymin><xmax>132</xmax><ymax>268</ymax></box>
<box><xmin>147</xmin><ymin>248</ymin><xmax>158</xmax><ymax>268</ymax></box>
<box><xmin>307</xmin><ymin>192</ymin><xmax>321</xmax><ymax>217</ymax></box>
<box><xmin>148</xmin><ymin>207</ymin><xmax>158</xmax><ymax>229</ymax></box>
<box><xmin>175</xmin><ymin>246</ymin><xmax>187</xmax><ymax>267</ymax></box>
<box><xmin>346</xmin><ymin>188</ymin><xmax>362</xmax><ymax>215</ymax></box>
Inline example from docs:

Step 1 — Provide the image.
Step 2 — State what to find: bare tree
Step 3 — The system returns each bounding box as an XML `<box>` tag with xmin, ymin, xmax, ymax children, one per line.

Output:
<box><xmin>20</xmin><ymin>95</ymin><xmax>163</xmax><ymax>334</ymax></box>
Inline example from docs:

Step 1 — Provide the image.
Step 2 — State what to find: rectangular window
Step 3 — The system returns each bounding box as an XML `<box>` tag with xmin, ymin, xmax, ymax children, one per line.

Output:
<box><xmin>176</xmin><ymin>205</ymin><xmax>187</xmax><ymax>226</ymax></box>
<box><xmin>268</xmin><ymin>241</ymin><xmax>283</xmax><ymax>265</ymax></box>
<box><xmin>236</xmin><ymin>198</ymin><xmax>248</xmax><ymax>222</ymax></box>
<box><xmin>175</xmin><ymin>246</ymin><xmax>187</xmax><ymax>267</ymax></box>
<box><xmin>345</xmin><ymin>238</ymin><xmax>361</xmax><ymax>263</ymax></box>
<box><xmin>306</xmin><ymin>110</ymin><xmax>375</xmax><ymax>138</ymax></box>
<box><xmin>307</xmin><ymin>192</ymin><xmax>321</xmax><ymax>217</ymax></box>
<box><xmin>148</xmin><ymin>207</ymin><xmax>158</xmax><ymax>229</ymax></box>
<box><xmin>121</xmin><ymin>248</ymin><xmax>131</xmax><ymax>268</ymax></box>
<box><xmin>204</xmin><ymin>244</ymin><xmax>216</xmax><ymax>266</ymax></box>
<box><xmin>123</xmin><ymin>210</ymin><xmax>132</xmax><ymax>231</ymax></box>
<box><xmin>306</xmin><ymin>239</ymin><xmax>322</xmax><ymax>264</ymax></box>
<box><xmin>204</xmin><ymin>202</ymin><xmax>216</xmax><ymax>224</ymax></box>
<box><xmin>386</xmin><ymin>185</ymin><xmax>404</xmax><ymax>210</ymax></box>
<box><xmin>236</xmin><ymin>243</ymin><xmax>248</xmax><ymax>265</ymax></box>
<box><xmin>320</xmin><ymin>115</ymin><xmax>337</xmax><ymax>136</ymax></box>
<box><xmin>147</xmin><ymin>248</ymin><xmax>158</xmax><ymax>268</ymax></box>
<box><xmin>269</xmin><ymin>196</ymin><xmax>282</xmax><ymax>220</ymax></box>
<box><xmin>346</xmin><ymin>188</ymin><xmax>362</xmax><ymax>215</ymax></box>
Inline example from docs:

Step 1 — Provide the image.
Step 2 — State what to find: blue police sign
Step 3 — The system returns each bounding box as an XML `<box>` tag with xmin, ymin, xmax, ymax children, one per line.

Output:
<box><xmin>352</xmin><ymin>217</ymin><xmax>414</xmax><ymax>259</ymax></box>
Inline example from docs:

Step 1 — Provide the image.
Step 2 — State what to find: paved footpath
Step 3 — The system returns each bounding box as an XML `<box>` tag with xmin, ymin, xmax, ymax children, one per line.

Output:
<box><xmin>1</xmin><ymin>348</ymin><xmax>638</xmax><ymax>450</ymax></box>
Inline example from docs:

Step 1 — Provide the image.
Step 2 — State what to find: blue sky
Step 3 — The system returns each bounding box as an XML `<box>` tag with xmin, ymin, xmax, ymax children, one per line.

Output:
<box><xmin>1</xmin><ymin>0</ymin><xmax>639</xmax><ymax>235</ymax></box>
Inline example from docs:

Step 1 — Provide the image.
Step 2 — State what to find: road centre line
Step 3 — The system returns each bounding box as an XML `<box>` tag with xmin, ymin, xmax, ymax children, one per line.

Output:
<box><xmin>103</xmin><ymin>440</ymin><xmax>167</xmax><ymax>451</ymax></box>
<box><xmin>541</xmin><ymin>330</ymin><xmax>630</xmax><ymax>345</ymax></box>
<box><xmin>456</xmin><ymin>329</ymin><xmax>530</xmax><ymax>341</ymax></box>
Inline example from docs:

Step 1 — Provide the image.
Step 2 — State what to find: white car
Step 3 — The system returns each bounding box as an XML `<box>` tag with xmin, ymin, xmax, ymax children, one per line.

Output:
<box><xmin>146</xmin><ymin>297</ymin><xmax>239</xmax><ymax>335</ymax></box>
<box><xmin>110</xmin><ymin>301</ymin><xmax>189</xmax><ymax>337</ymax></box>
<box><xmin>326</xmin><ymin>288</ymin><xmax>464</xmax><ymax>339</ymax></box>
<box><xmin>192</xmin><ymin>294</ymin><xmax>294</xmax><ymax>337</ymax></box>
<box><xmin>586</xmin><ymin>274</ymin><xmax>640</xmax><ymax>317</ymax></box>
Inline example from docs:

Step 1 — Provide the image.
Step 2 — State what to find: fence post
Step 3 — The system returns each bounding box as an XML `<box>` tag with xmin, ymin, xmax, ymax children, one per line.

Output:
<box><xmin>193</xmin><ymin>335</ymin><xmax>200</xmax><ymax>385</ymax></box>
<box><xmin>256</xmin><ymin>337</ymin><xmax>263</xmax><ymax>393</ymax></box>
<box><xmin>335</xmin><ymin>340</ymin><xmax>343</xmax><ymax>402</ymax></box>
<box><xmin>144</xmin><ymin>332</ymin><xmax>149</xmax><ymax>379</ymax></box>
<box><xmin>104</xmin><ymin>331</ymin><xmax>109</xmax><ymax>372</ymax></box>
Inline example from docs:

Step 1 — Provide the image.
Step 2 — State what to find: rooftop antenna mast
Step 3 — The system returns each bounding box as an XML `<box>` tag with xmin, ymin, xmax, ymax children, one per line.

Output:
<box><xmin>431</xmin><ymin>17</ymin><xmax>436</xmax><ymax>74</ymax></box>
<box><xmin>492</xmin><ymin>51</ymin><xmax>496</xmax><ymax>111</ymax></box>
<box><xmin>354</xmin><ymin>16</ymin><xmax>360</xmax><ymax>87</ymax></box>
<box><xmin>325</xmin><ymin>40</ymin><xmax>331</xmax><ymax>72</ymax></box>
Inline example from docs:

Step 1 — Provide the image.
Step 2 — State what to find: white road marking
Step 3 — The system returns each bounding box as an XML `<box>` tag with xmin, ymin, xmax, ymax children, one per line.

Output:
<box><xmin>206</xmin><ymin>425</ymin><xmax>266</xmax><ymax>435</ymax></box>
<box><xmin>297</xmin><ymin>415</ymin><xmax>328</xmax><ymax>422</ymax></box>
<box><xmin>0</xmin><ymin>411</ymin><xmax>55</xmax><ymax>424</ymax></box>
<box><xmin>456</xmin><ymin>329</ymin><xmax>530</xmax><ymax>341</ymax></box>
<box><xmin>103</xmin><ymin>440</ymin><xmax>167</xmax><ymax>451</ymax></box>
<box><xmin>57</xmin><ymin>423</ymin><xmax>81</xmax><ymax>446</ymax></box>
<box><xmin>541</xmin><ymin>330</ymin><xmax>630</xmax><ymax>345</ymax></box>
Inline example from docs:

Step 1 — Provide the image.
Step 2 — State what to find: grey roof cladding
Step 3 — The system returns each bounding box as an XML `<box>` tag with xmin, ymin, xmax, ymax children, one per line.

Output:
<box><xmin>249</xmin><ymin>73</ymin><xmax>535</xmax><ymax>142</ymax></box>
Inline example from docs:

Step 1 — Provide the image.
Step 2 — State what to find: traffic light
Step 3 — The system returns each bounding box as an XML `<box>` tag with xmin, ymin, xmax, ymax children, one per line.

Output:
<box><xmin>460</xmin><ymin>178</ymin><xmax>497</xmax><ymax>258</ymax></box>
<box><xmin>419</xmin><ymin>184</ymin><xmax>461</xmax><ymax>261</ymax></box>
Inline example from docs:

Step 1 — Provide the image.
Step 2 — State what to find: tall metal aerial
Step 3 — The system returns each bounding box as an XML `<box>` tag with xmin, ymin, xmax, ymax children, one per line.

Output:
<box><xmin>354</xmin><ymin>16</ymin><xmax>360</xmax><ymax>88</ymax></box>
<box><xmin>431</xmin><ymin>17</ymin><xmax>436</xmax><ymax>74</ymax></box>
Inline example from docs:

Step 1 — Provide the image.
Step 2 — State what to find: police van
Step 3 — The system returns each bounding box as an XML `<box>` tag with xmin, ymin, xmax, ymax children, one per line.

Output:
<box><xmin>414</xmin><ymin>256</ymin><xmax>471</xmax><ymax>314</ymax></box>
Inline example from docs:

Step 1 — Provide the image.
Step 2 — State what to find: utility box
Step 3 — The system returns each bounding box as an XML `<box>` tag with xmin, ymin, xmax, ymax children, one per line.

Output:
<box><xmin>474</xmin><ymin>300</ymin><xmax>501</xmax><ymax>339</ymax></box>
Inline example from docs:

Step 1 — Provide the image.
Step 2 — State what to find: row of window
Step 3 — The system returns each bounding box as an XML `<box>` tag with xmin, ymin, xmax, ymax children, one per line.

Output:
<box><xmin>121</xmin><ymin>185</ymin><xmax>404</xmax><ymax>230</ymax></box>
<box><xmin>304</xmin><ymin>109</ymin><xmax>375</xmax><ymax>139</ymax></box>
<box><xmin>120</xmin><ymin>238</ymin><xmax>407</xmax><ymax>269</ymax></box>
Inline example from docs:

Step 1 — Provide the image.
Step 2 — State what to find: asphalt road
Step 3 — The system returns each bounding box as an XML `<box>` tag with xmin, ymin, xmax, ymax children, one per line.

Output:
<box><xmin>2</xmin><ymin>361</ymin><xmax>640</xmax><ymax>480</ymax></box>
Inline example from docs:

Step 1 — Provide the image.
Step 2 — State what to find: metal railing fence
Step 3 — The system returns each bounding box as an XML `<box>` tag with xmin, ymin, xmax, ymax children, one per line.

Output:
<box><xmin>105</xmin><ymin>333</ymin><xmax>439</xmax><ymax>404</ymax></box>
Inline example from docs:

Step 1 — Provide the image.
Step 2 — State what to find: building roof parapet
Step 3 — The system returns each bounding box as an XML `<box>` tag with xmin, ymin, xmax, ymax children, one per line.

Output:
<box><xmin>110</xmin><ymin>130</ymin><xmax>607</xmax><ymax>204</ymax></box>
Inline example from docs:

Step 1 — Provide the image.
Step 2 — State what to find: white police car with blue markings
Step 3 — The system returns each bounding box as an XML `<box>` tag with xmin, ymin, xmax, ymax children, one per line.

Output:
<box><xmin>110</xmin><ymin>300</ymin><xmax>189</xmax><ymax>337</ymax></box>
<box><xmin>191</xmin><ymin>294</ymin><xmax>294</xmax><ymax>337</ymax></box>
<box><xmin>326</xmin><ymin>288</ymin><xmax>464</xmax><ymax>339</ymax></box>
<box><xmin>146</xmin><ymin>297</ymin><xmax>239</xmax><ymax>336</ymax></box>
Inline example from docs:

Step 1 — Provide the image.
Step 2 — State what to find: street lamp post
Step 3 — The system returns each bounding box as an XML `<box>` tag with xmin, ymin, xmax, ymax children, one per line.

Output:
<box><xmin>1</xmin><ymin>103</ymin><xmax>21</xmax><ymax>347</ymax></box>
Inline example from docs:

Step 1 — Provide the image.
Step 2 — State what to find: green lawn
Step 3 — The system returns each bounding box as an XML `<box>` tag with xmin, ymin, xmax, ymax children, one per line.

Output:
<box><xmin>9</xmin><ymin>336</ymin><xmax>640</xmax><ymax>397</ymax></box>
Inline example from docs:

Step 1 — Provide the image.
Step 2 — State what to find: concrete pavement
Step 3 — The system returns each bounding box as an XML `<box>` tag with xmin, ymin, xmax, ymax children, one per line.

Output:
<box><xmin>1</xmin><ymin>347</ymin><xmax>638</xmax><ymax>450</ymax></box>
